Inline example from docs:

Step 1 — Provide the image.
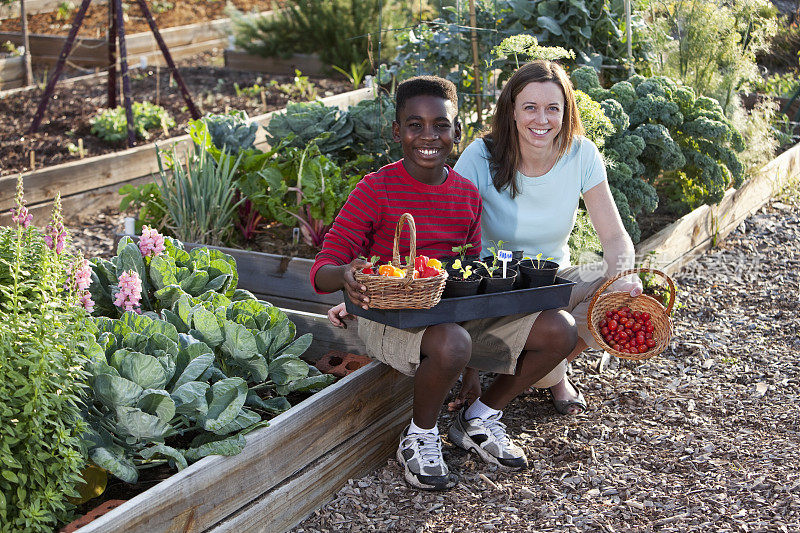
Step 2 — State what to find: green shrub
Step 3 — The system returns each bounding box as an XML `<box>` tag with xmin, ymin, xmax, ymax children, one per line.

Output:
<box><xmin>0</xmin><ymin>182</ymin><xmax>91</xmax><ymax>532</ymax></box>
<box><xmin>118</xmin><ymin>182</ymin><xmax>169</xmax><ymax>235</ymax></box>
<box><xmin>90</xmin><ymin>101</ymin><xmax>175</xmax><ymax>143</ymax></box>
<box><xmin>230</xmin><ymin>0</ymin><xmax>408</xmax><ymax>72</ymax></box>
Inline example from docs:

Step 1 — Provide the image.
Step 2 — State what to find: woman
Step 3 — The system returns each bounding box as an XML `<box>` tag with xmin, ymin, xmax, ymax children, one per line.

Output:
<box><xmin>450</xmin><ymin>59</ymin><xmax>642</xmax><ymax>415</ymax></box>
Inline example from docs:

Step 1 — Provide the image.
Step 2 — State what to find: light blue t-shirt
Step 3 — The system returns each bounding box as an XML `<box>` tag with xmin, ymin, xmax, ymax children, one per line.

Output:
<box><xmin>453</xmin><ymin>137</ymin><xmax>606</xmax><ymax>267</ymax></box>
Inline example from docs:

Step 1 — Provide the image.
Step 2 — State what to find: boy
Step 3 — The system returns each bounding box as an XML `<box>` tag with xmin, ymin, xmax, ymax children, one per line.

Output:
<box><xmin>311</xmin><ymin>76</ymin><xmax>577</xmax><ymax>490</ymax></box>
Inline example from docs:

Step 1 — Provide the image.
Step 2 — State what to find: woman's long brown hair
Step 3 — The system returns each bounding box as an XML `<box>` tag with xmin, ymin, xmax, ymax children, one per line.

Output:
<box><xmin>484</xmin><ymin>60</ymin><xmax>584</xmax><ymax>198</ymax></box>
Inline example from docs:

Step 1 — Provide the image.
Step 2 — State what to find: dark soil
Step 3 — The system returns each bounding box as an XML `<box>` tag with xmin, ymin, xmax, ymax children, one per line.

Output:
<box><xmin>0</xmin><ymin>50</ymin><xmax>352</xmax><ymax>177</ymax></box>
<box><xmin>0</xmin><ymin>0</ymin><xmax>274</xmax><ymax>37</ymax></box>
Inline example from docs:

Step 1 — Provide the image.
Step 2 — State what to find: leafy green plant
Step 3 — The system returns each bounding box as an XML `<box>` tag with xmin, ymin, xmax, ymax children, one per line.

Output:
<box><xmin>449</xmin><ymin>258</ymin><xmax>474</xmax><ymax>280</ymax></box>
<box><xmin>567</xmin><ymin>207</ymin><xmax>602</xmax><ymax>264</ymax></box>
<box><xmin>155</xmin><ymin>140</ymin><xmax>243</xmax><ymax>246</ymax></box>
<box><xmin>119</xmin><ymin>182</ymin><xmax>169</xmax><ymax>234</ymax></box>
<box><xmin>525</xmin><ymin>252</ymin><xmax>555</xmax><ymax>269</ymax></box>
<box><xmin>1</xmin><ymin>40</ymin><xmax>22</xmax><ymax>56</ymax></box>
<box><xmin>90</xmin><ymin>101</ymin><xmax>175</xmax><ymax>143</ymax></box>
<box><xmin>230</xmin><ymin>0</ymin><xmax>407</xmax><ymax>72</ymax></box>
<box><xmin>0</xmin><ymin>183</ymin><xmax>91</xmax><ymax>531</ymax></box>
<box><xmin>56</xmin><ymin>1</ymin><xmax>75</xmax><ymax>21</ymax></box>
<box><xmin>237</xmin><ymin>143</ymin><xmax>359</xmax><ymax>247</ymax></box>
<box><xmin>332</xmin><ymin>59</ymin><xmax>370</xmax><ymax>90</ymax></box>
<box><xmin>348</xmin><ymin>93</ymin><xmax>402</xmax><ymax>166</ymax></box>
<box><xmin>451</xmin><ymin>243</ymin><xmax>475</xmax><ymax>262</ymax></box>
<box><xmin>191</xmin><ymin>111</ymin><xmax>258</xmax><ymax>155</ymax></box>
<box><xmin>88</xmin><ymin>235</ymin><xmax>241</xmax><ymax>318</ymax></box>
<box><xmin>266</xmin><ymin>101</ymin><xmax>354</xmax><ymax>156</ymax></box>
<box><xmin>572</xmin><ymin>67</ymin><xmax>746</xmax><ymax>227</ymax></box>
<box><xmin>647</xmin><ymin>0</ymin><xmax>778</xmax><ymax>114</ymax></box>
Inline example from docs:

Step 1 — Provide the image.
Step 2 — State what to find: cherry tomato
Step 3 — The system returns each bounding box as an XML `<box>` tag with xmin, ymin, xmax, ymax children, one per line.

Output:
<box><xmin>362</xmin><ymin>266</ymin><xmax>374</xmax><ymax>275</ymax></box>
<box><xmin>608</xmin><ymin>319</ymin><xmax>618</xmax><ymax>330</ymax></box>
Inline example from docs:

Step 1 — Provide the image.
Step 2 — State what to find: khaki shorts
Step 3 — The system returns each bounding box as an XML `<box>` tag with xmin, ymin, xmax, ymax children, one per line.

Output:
<box><xmin>357</xmin><ymin>261</ymin><xmax>608</xmax><ymax>382</ymax></box>
<box><xmin>357</xmin><ymin>312</ymin><xmax>539</xmax><ymax>377</ymax></box>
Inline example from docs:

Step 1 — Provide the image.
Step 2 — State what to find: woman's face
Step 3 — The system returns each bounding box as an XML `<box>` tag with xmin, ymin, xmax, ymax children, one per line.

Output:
<box><xmin>512</xmin><ymin>81</ymin><xmax>564</xmax><ymax>152</ymax></box>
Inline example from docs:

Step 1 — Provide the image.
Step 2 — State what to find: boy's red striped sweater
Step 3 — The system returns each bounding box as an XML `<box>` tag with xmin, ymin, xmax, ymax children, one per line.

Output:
<box><xmin>310</xmin><ymin>160</ymin><xmax>482</xmax><ymax>294</ymax></box>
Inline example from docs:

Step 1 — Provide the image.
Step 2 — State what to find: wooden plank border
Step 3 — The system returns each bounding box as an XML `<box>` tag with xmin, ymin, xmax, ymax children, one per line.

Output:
<box><xmin>77</xmin><ymin>359</ymin><xmax>411</xmax><ymax>533</ymax></box>
<box><xmin>636</xmin><ymin>142</ymin><xmax>800</xmax><ymax>275</ymax></box>
<box><xmin>0</xmin><ymin>0</ymin><xmax>106</xmax><ymax>19</ymax></box>
<box><xmin>224</xmin><ymin>49</ymin><xmax>324</xmax><ymax>76</ymax></box>
<box><xmin>0</xmin><ymin>54</ymin><xmax>23</xmax><ymax>89</ymax></box>
<box><xmin>0</xmin><ymin>87</ymin><xmax>374</xmax><ymax>220</ymax></box>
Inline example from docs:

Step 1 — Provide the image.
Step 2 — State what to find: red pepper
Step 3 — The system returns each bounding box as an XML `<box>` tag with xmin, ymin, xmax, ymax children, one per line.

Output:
<box><xmin>414</xmin><ymin>255</ymin><xmax>430</xmax><ymax>272</ymax></box>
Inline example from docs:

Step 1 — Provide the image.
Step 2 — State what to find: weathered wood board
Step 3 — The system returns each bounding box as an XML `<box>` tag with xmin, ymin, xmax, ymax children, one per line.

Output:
<box><xmin>0</xmin><ymin>11</ymin><xmax>275</xmax><ymax>67</ymax></box>
<box><xmin>0</xmin><ymin>87</ymin><xmax>373</xmax><ymax>217</ymax></box>
<box><xmin>636</xmin><ymin>142</ymin><xmax>800</xmax><ymax>275</ymax></box>
<box><xmin>0</xmin><ymin>0</ymin><xmax>105</xmax><ymax>19</ymax></box>
<box><xmin>0</xmin><ymin>55</ymin><xmax>23</xmax><ymax>89</ymax></box>
<box><xmin>76</xmin><ymin>358</ymin><xmax>412</xmax><ymax>533</ymax></box>
<box><xmin>224</xmin><ymin>49</ymin><xmax>324</xmax><ymax>76</ymax></box>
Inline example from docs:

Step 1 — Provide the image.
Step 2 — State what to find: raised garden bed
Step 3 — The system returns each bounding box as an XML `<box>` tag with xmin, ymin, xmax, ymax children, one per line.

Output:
<box><xmin>224</xmin><ymin>49</ymin><xmax>324</xmax><ymax>76</ymax></box>
<box><xmin>0</xmin><ymin>86</ymin><xmax>372</xmax><ymax>225</ymax></box>
<box><xmin>71</xmin><ymin>316</ymin><xmax>406</xmax><ymax>533</ymax></box>
<box><xmin>0</xmin><ymin>9</ymin><xmax>275</xmax><ymax>69</ymax></box>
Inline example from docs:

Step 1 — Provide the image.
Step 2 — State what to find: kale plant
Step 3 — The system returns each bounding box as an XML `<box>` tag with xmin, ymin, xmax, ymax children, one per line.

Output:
<box><xmin>190</xmin><ymin>111</ymin><xmax>258</xmax><ymax>155</ymax></box>
<box><xmin>265</xmin><ymin>101</ymin><xmax>353</xmax><ymax>156</ymax></box>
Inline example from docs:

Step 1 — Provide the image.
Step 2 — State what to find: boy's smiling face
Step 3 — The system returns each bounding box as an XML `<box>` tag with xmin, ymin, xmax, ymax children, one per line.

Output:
<box><xmin>393</xmin><ymin>94</ymin><xmax>461</xmax><ymax>185</ymax></box>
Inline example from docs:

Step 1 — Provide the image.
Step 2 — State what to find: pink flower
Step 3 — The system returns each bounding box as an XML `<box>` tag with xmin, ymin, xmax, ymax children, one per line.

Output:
<box><xmin>138</xmin><ymin>226</ymin><xmax>166</xmax><ymax>258</ymax></box>
<box><xmin>73</xmin><ymin>259</ymin><xmax>93</xmax><ymax>291</ymax></box>
<box><xmin>10</xmin><ymin>204</ymin><xmax>33</xmax><ymax>229</ymax></box>
<box><xmin>79</xmin><ymin>291</ymin><xmax>95</xmax><ymax>313</ymax></box>
<box><xmin>45</xmin><ymin>221</ymin><xmax>66</xmax><ymax>254</ymax></box>
<box><xmin>113</xmin><ymin>270</ymin><xmax>142</xmax><ymax>314</ymax></box>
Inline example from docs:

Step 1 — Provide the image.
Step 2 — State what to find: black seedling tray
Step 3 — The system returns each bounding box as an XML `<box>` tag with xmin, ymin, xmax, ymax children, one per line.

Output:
<box><xmin>344</xmin><ymin>276</ymin><xmax>576</xmax><ymax>329</ymax></box>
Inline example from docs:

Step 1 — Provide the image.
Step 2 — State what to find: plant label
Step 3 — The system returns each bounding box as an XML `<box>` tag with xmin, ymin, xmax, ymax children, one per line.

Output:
<box><xmin>498</xmin><ymin>249</ymin><xmax>512</xmax><ymax>277</ymax></box>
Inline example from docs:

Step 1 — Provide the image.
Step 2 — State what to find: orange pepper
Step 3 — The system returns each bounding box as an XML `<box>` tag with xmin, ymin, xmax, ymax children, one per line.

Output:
<box><xmin>378</xmin><ymin>264</ymin><xmax>394</xmax><ymax>277</ymax></box>
<box><xmin>426</xmin><ymin>258</ymin><xmax>442</xmax><ymax>270</ymax></box>
<box><xmin>390</xmin><ymin>266</ymin><xmax>405</xmax><ymax>277</ymax></box>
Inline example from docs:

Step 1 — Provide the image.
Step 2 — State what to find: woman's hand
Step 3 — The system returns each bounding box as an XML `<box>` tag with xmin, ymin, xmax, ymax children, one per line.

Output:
<box><xmin>608</xmin><ymin>273</ymin><xmax>643</xmax><ymax>297</ymax></box>
<box><xmin>447</xmin><ymin>367</ymin><xmax>481</xmax><ymax>412</ymax></box>
<box><xmin>327</xmin><ymin>302</ymin><xmax>355</xmax><ymax>328</ymax></box>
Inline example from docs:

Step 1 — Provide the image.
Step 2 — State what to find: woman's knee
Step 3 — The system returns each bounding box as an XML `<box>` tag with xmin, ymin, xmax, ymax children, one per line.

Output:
<box><xmin>421</xmin><ymin>323</ymin><xmax>471</xmax><ymax>371</ymax></box>
<box><xmin>527</xmin><ymin>310</ymin><xmax>578</xmax><ymax>355</ymax></box>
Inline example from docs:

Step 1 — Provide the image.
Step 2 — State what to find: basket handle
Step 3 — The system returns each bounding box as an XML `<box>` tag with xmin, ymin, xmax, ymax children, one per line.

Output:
<box><xmin>589</xmin><ymin>268</ymin><xmax>676</xmax><ymax>316</ymax></box>
<box><xmin>391</xmin><ymin>213</ymin><xmax>417</xmax><ymax>285</ymax></box>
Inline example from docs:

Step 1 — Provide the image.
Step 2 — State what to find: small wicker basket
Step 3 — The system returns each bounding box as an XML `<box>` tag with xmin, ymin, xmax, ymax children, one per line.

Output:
<box><xmin>587</xmin><ymin>268</ymin><xmax>675</xmax><ymax>361</ymax></box>
<box><xmin>353</xmin><ymin>213</ymin><xmax>447</xmax><ymax>310</ymax></box>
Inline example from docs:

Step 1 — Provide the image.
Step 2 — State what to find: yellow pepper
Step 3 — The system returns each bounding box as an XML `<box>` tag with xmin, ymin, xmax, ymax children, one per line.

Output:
<box><xmin>426</xmin><ymin>258</ymin><xmax>442</xmax><ymax>270</ymax></box>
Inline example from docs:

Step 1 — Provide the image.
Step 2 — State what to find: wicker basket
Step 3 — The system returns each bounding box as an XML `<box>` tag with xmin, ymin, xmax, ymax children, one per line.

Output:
<box><xmin>587</xmin><ymin>268</ymin><xmax>675</xmax><ymax>361</ymax></box>
<box><xmin>353</xmin><ymin>213</ymin><xmax>447</xmax><ymax>310</ymax></box>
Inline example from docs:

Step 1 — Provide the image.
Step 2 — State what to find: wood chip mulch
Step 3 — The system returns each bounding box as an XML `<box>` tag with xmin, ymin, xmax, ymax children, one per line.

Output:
<box><xmin>293</xmin><ymin>187</ymin><xmax>800</xmax><ymax>533</ymax></box>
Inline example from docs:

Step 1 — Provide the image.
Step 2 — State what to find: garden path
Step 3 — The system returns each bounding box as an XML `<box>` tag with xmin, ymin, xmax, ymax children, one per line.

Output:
<box><xmin>293</xmin><ymin>184</ymin><xmax>800</xmax><ymax>532</ymax></box>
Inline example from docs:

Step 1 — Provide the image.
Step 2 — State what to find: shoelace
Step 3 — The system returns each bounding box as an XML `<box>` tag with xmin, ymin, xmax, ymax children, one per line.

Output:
<box><xmin>406</xmin><ymin>432</ymin><xmax>443</xmax><ymax>465</ymax></box>
<box><xmin>481</xmin><ymin>412</ymin><xmax>511</xmax><ymax>446</ymax></box>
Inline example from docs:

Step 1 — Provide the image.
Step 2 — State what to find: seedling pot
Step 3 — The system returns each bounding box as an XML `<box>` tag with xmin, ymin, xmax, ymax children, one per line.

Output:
<box><xmin>443</xmin><ymin>273</ymin><xmax>482</xmax><ymax>298</ymax></box>
<box><xmin>518</xmin><ymin>259</ymin><xmax>559</xmax><ymax>288</ymax></box>
<box><xmin>475</xmin><ymin>265</ymin><xmax>517</xmax><ymax>294</ymax></box>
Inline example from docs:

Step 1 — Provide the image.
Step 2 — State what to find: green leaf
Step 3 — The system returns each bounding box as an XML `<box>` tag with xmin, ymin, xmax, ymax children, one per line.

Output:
<box><xmin>172</xmin><ymin>381</ymin><xmax>210</xmax><ymax>417</ymax></box>
<box><xmin>115</xmin><ymin>406</ymin><xmax>172</xmax><ymax>440</ymax></box>
<box><xmin>285</xmin><ymin>373</ymin><xmax>336</xmax><ymax>393</ymax></box>
<box><xmin>202</xmin><ymin>378</ymin><xmax>248</xmax><ymax>434</ymax></box>
<box><xmin>268</xmin><ymin>356</ymin><xmax>309</xmax><ymax>386</ymax></box>
<box><xmin>221</xmin><ymin>320</ymin><xmax>258</xmax><ymax>360</ymax></box>
<box><xmin>183</xmin><ymin>433</ymin><xmax>246</xmax><ymax>462</ymax></box>
<box><xmin>114</xmin><ymin>350</ymin><xmax>169</xmax><ymax>390</ymax></box>
<box><xmin>91</xmin><ymin>446</ymin><xmax>138</xmax><ymax>483</ymax></box>
<box><xmin>94</xmin><ymin>374</ymin><xmax>144</xmax><ymax>408</ymax></box>
<box><xmin>149</xmin><ymin>255</ymin><xmax>177</xmax><ymax>291</ymax></box>
<box><xmin>213</xmin><ymin>408</ymin><xmax>261</xmax><ymax>435</ymax></box>
<box><xmin>155</xmin><ymin>285</ymin><xmax>188</xmax><ymax>309</ymax></box>
<box><xmin>537</xmin><ymin>15</ymin><xmax>563</xmax><ymax>35</ymax></box>
<box><xmin>191</xmin><ymin>307</ymin><xmax>224</xmax><ymax>346</ymax></box>
<box><xmin>180</xmin><ymin>270</ymin><xmax>210</xmax><ymax>296</ymax></box>
<box><xmin>246</xmin><ymin>393</ymin><xmax>291</xmax><ymax>415</ymax></box>
<box><xmin>137</xmin><ymin>390</ymin><xmax>176</xmax><ymax>421</ymax></box>
<box><xmin>139</xmin><ymin>444</ymin><xmax>188</xmax><ymax>470</ymax></box>
<box><xmin>173</xmin><ymin>353</ymin><xmax>215</xmax><ymax>389</ymax></box>
<box><xmin>273</xmin><ymin>333</ymin><xmax>312</xmax><ymax>359</ymax></box>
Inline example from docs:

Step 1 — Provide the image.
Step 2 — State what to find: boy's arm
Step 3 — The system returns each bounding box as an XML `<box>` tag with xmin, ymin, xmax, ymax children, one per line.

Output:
<box><xmin>314</xmin><ymin>260</ymin><xmax>371</xmax><ymax>309</ymax></box>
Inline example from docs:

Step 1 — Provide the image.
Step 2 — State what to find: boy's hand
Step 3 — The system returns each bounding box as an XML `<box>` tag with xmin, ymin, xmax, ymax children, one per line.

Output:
<box><xmin>447</xmin><ymin>367</ymin><xmax>481</xmax><ymax>412</ymax></box>
<box><xmin>327</xmin><ymin>302</ymin><xmax>355</xmax><ymax>328</ymax></box>
<box><xmin>343</xmin><ymin>258</ymin><xmax>371</xmax><ymax>309</ymax></box>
